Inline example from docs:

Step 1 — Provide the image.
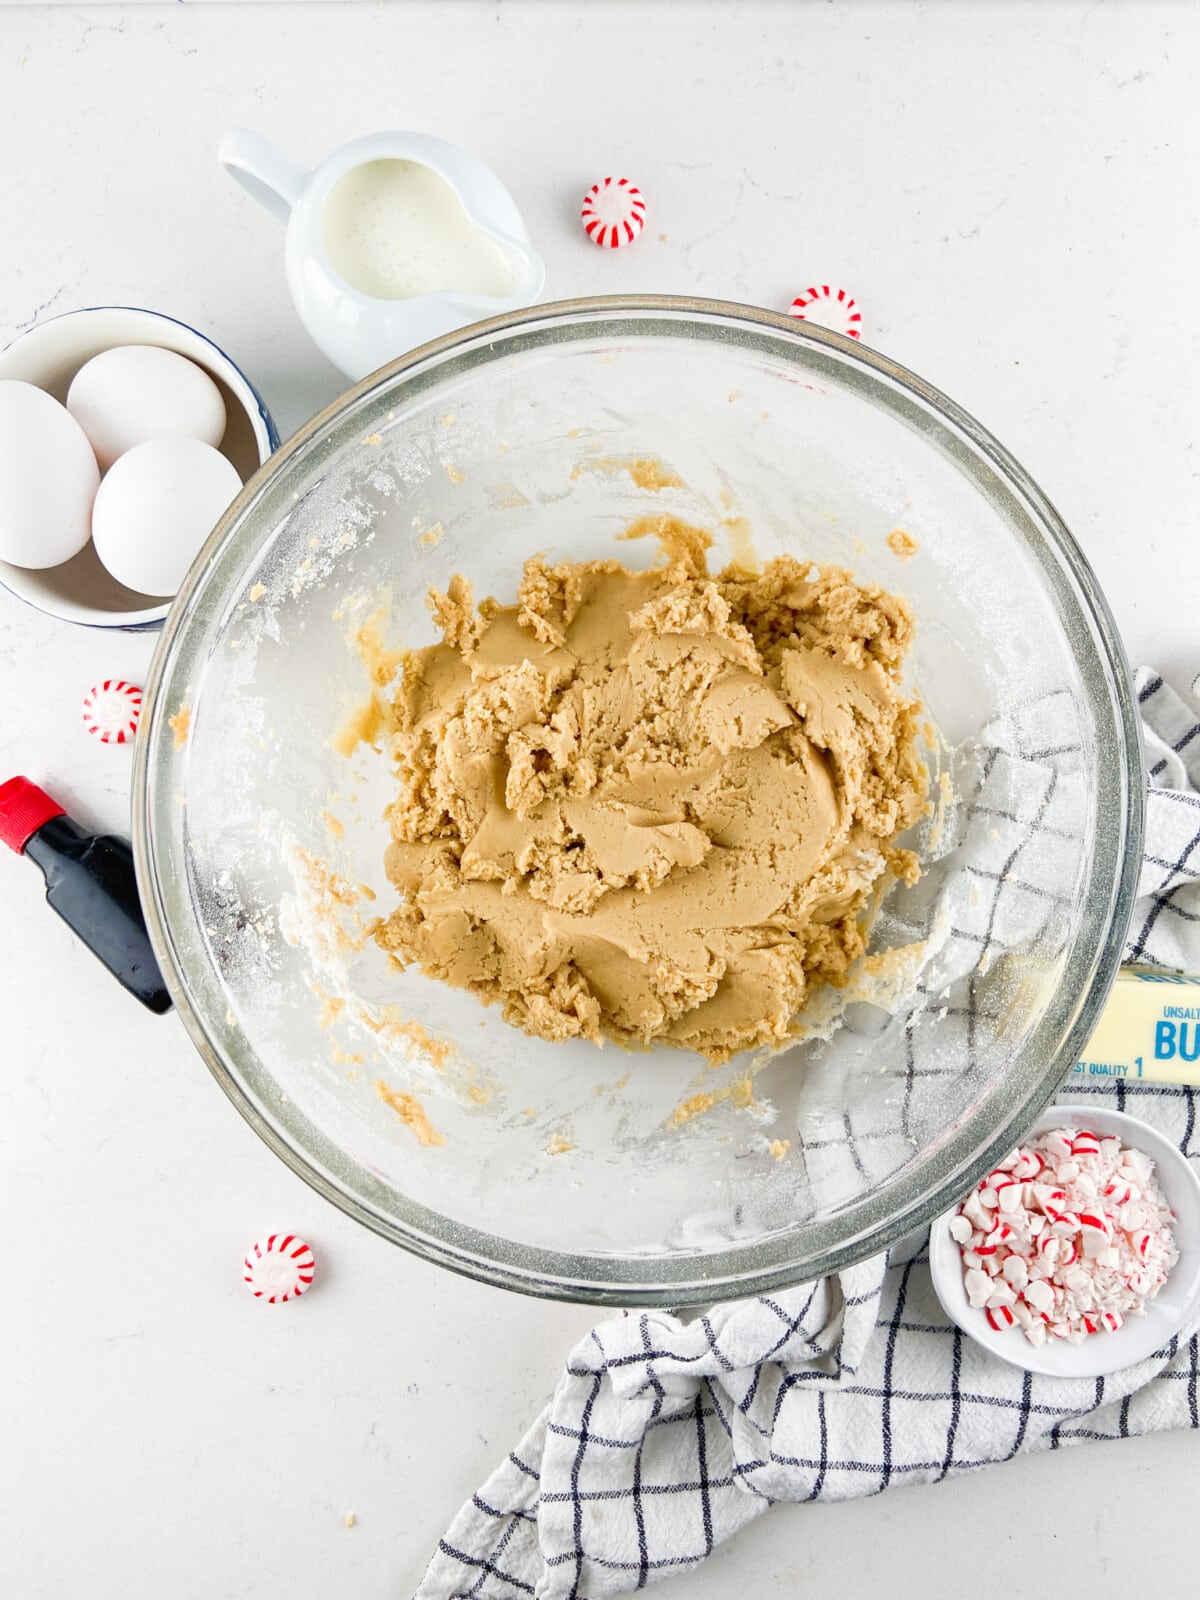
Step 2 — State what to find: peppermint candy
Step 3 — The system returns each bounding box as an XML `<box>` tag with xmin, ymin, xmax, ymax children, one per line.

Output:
<box><xmin>82</xmin><ymin>679</ymin><xmax>142</xmax><ymax>744</ymax></box>
<box><xmin>788</xmin><ymin>285</ymin><xmax>863</xmax><ymax>340</ymax></box>
<box><xmin>242</xmin><ymin>1233</ymin><xmax>316</xmax><ymax>1304</ymax></box>
<box><xmin>581</xmin><ymin>177</ymin><xmax>646</xmax><ymax>249</ymax></box>
<box><xmin>953</xmin><ymin>1127</ymin><xmax>1178</xmax><ymax>1346</ymax></box>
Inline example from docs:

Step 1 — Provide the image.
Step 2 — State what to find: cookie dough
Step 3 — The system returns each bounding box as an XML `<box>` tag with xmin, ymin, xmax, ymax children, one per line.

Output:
<box><xmin>886</xmin><ymin>528</ymin><xmax>919</xmax><ymax>561</ymax></box>
<box><xmin>374</xmin><ymin>519</ymin><xmax>927</xmax><ymax>1062</ymax></box>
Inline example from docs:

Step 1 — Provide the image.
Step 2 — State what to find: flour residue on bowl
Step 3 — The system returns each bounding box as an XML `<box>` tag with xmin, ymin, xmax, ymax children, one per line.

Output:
<box><xmin>275</xmin><ymin>834</ymin><xmax>491</xmax><ymax>1144</ymax></box>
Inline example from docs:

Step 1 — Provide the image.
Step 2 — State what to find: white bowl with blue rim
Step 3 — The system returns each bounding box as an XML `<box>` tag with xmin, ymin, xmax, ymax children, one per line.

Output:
<box><xmin>0</xmin><ymin>307</ymin><xmax>278</xmax><ymax>630</ymax></box>
<box><xmin>929</xmin><ymin>1105</ymin><xmax>1200</xmax><ymax>1377</ymax></box>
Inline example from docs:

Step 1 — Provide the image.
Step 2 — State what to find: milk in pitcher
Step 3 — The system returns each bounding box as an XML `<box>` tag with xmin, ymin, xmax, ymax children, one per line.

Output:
<box><xmin>322</xmin><ymin>159</ymin><xmax>516</xmax><ymax>301</ymax></box>
<box><xmin>219</xmin><ymin>127</ymin><xmax>545</xmax><ymax>376</ymax></box>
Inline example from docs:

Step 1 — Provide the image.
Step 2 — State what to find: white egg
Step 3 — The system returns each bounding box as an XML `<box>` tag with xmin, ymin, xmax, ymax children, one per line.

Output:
<box><xmin>67</xmin><ymin>345</ymin><xmax>227</xmax><ymax>471</ymax></box>
<box><xmin>91</xmin><ymin>437</ymin><xmax>242</xmax><ymax>597</ymax></box>
<box><xmin>0</xmin><ymin>380</ymin><xmax>101</xmax><ymax>570</ymax></box>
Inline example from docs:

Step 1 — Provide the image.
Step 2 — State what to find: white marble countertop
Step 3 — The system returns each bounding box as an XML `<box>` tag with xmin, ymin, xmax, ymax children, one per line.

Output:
<box><xmin>2</xmin><ymin>3</ymin><xmax>1198</xmax><ymax>1595</ymax></box>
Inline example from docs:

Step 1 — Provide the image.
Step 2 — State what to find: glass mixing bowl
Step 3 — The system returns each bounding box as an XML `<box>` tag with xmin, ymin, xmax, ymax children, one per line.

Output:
<box><xmin>133</xmin><ymin>298</ymin><xmax>1143</xmax><ymax>1305</ymax></box>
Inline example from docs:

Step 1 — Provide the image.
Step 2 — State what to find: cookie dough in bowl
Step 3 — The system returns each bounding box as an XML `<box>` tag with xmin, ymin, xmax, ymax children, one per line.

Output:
<box><xmin>135</xmin><ymin>298</ymin><xmax>1141</xmax><ymax>1304</ymax></box>
<box><xmin>376</xmin><ymin>518</ymin><xmax>926</xmax><ymax>1060</ymax></box>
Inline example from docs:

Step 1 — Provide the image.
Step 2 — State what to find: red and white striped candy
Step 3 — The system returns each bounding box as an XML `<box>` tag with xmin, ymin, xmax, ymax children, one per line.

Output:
<box><xmin>1023</xmin><ymin>1278</ymin><xmax>1054</xmax><ymax>1313</ymax></box>
<box><xmin>953</xmin><ymin>1123</ymin><xmax>1178</xmax><ymax>1348</ymax></box>
<box><xmin>243</xmin><ymin>1233</ymin><xmax>315</xmax><ymax>1304</ymax></box>
<box><xmin>82</xmin><ymin>679</ymin><xmax>142</xmax><ymax>744</ymax></box>
<box><xmin>1031</xmin><ymin>1182</ymin><xmax>1065</xmax><ymax>1212</ymax></box>
<box><xmin>581</xmin><ymin>177</ymin><xmax>646</xmax><ymax>249</ymax></box>
<box><xmin>1002</xmin><ymin>1255</ymin><xmax>1029</xmax><ymax>1289</ymax></box>
<box><xmin>1011</xmin><ymin>1148</ymin><xmax>1045</xmax><ymax>1181</ymax></box>
<box><xmin>964</xmin><ymin>1268</ymin><xmax>992</xmax><ymax>1307</ymax></box>
<box><xmin>788</xmin><ymin>285</ymin><xmax>862</xmax><ymax>340</ymax></box>
<box><xmin>1041</xmin><ymin>1129</ymin><xmax>1073</xmax><ymax>1161</ymax></box>
<box><xmin>960</xmin><ymin>1126</ymin><xmax>1184</xmax><ymax>1350</ymax></box>
<box><xmin>1077</xmin><ymin>1210</ymin><xmax>1110</xmax><ymax>1236</ymax></box>
<box><xmin>1017</xmin><ymin>1145</ymin><xmax>1049</xmax><ymax>1184</ymax></box>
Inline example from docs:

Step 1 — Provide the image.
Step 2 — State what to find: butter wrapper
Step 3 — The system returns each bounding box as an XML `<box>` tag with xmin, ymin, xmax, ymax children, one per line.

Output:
<box><xmin>1070</xmin><ymin>968</ymin><xmax>1200</xmax><ymax>1086</ymax></box>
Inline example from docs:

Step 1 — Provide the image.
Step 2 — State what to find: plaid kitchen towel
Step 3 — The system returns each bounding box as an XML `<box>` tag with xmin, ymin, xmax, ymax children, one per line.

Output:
<box><xmin>417</xmin><ymin>669</ymin><xmax>1200</xmax><ymax>1600</ymax></box>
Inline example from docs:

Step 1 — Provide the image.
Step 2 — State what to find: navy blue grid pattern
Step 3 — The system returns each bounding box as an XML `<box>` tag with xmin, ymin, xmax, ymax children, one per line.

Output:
<box><xmin>792</xmin><ymin>682</ymin><xmax>1099</xmax><ymax>1212</ymax></box>
<box><xmin>417</xmin><ymin>671</ymin><xmax>1200</xmax><ymax>1600</ymax></box>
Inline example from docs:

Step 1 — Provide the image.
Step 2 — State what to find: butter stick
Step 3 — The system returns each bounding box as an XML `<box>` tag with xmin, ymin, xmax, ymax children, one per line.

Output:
<box><xmin>1069</xmin><ymin>968</ymin><xmax>1200</xmax><ymax>1087</ymax></box>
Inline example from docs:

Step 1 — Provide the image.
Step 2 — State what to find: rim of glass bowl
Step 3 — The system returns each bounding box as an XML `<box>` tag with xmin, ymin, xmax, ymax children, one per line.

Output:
<box><xmin>133</xmin><ymin>296</ymin><xmax>1145</xmax><ymax>1306</ymax></box>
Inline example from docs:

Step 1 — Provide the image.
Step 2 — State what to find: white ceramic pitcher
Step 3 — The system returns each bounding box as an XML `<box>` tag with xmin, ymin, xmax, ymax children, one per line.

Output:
<box><xmin>218</xmin><ymin>129</ymin><xmax>546</xmax><ymax>381</ymax></box>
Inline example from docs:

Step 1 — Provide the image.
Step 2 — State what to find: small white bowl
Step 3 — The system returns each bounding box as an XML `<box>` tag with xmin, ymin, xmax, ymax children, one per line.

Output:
<box><xmin>0</xmin><ymin>307</ymin><xmax>278</xmax><ymax>630</ymax></box>
<box><xmin>929</xmin><ymin>1105</ymin><xmax>1200</xmax><ymax>1377</ymax></box>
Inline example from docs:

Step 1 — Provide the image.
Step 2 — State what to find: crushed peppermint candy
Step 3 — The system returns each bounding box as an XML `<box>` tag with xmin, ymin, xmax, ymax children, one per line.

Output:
<box><xmin>951</xmin><ymin>1126</ymin><xmax>1178</xmax><ymax>1347</ymax></box>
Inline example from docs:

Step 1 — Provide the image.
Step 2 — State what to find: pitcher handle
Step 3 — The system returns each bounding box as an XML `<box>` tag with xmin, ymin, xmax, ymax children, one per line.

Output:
<box><xmin>218</xmin><ymin>129</ymin><xmax>311</xmax><ymax>225</ymax></box>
